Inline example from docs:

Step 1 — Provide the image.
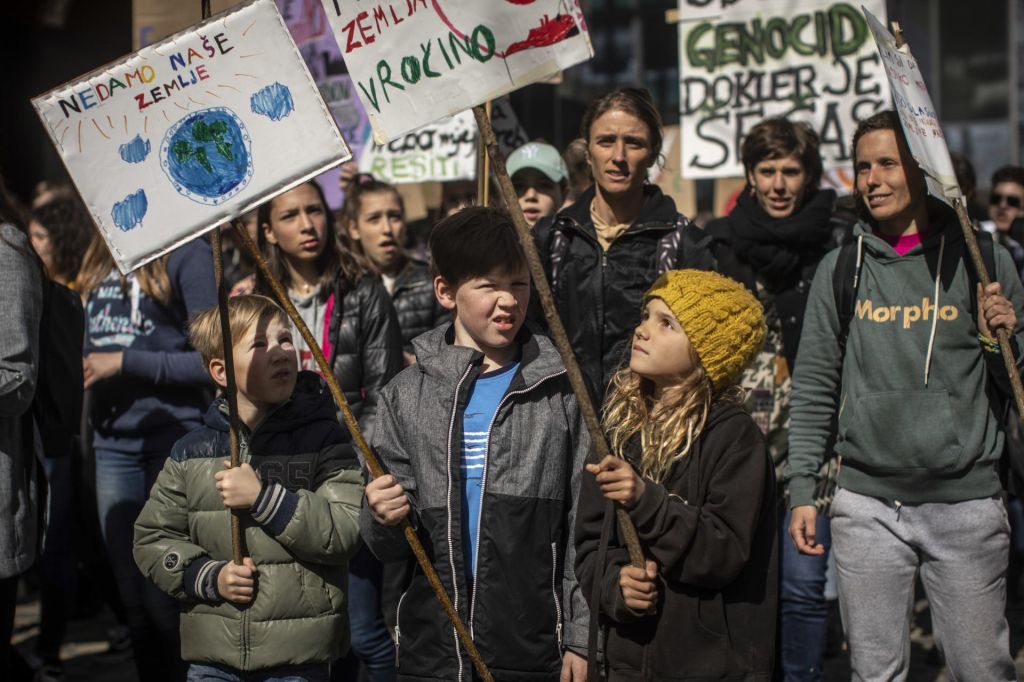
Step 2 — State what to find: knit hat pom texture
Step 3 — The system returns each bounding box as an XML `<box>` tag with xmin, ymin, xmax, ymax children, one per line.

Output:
<box><xmin>644</xmin><ymin>269</ymin><xmax>766</xmax><ymax>391</ymax></box>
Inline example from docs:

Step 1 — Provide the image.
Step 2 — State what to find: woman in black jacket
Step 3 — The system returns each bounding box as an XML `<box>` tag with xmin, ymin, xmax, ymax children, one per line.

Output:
<box><xmin>705</xmin><ymin>119</ymin><xmax>838</xmax><ymax>682</ymax></box>
<box><xmin>533</xmin><ymin>87</ymin><xmax>713</xmax><ymax>405</ymax></box>
<box><xmin>340</xmin><ymin>175</ymin><xmax>447</xmax><ymax>365</ymax></box>
<box><xmin>257</xmin><ymin>179</ymin><xmax>402</xmax><ymax>682</ymax></box>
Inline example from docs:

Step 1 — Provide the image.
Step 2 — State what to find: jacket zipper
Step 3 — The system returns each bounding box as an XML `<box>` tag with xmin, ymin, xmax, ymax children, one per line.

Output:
<box><xmin>551</xmin><ymin>542</ymin><xmax>563</xmax><ymax>657</ymax></box>
<box><xmin>446</xmin><ymin>364</ymin><xmax>474</xmax><ymax>682</ymax></box>
<box><xmin>394</xmin><ymin>586</ymin><xmax>410</xmax><ymax>668</ymax></box>
<box><xmin>467</xmin><ymin>369</ymin><xmax>568</xmax><ymax>648</ymax></box>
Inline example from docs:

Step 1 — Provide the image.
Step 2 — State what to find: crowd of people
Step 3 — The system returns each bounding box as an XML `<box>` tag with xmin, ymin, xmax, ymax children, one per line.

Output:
<box><xmin>2</xmin><ymin>85</ymin><xmax>1024</xmax><ymax>682</ymax></box>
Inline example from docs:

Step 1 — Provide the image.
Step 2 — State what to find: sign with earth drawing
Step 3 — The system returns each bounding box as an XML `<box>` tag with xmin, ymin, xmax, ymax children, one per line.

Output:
<box><xmin>321</xmin><ymin>0</ymin><xmax>593</xmax><ymax>143</ymax></box>
<box><xmin>32</xmin><ymin>0</ymin><xmax>350</xmax><ymax>273</ymax></box>
<box><xmin>677</xmin><ymin>0</ymin><xmax>890</xmax><ymax>178</ymax></box>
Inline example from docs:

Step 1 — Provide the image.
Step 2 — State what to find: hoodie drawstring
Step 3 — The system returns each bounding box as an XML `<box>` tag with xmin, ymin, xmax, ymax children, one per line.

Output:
<box><xmin>923</xmin><ymin>233</ymin><xmax>945</xmax><ymax>386</ymax></box>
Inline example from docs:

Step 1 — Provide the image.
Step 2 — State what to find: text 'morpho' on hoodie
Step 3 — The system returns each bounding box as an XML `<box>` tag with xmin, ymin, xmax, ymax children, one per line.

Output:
<box><xmin>788</xmin><ymin>200</ymin><xmax>1024</xmax><ymax>507</ymax></box>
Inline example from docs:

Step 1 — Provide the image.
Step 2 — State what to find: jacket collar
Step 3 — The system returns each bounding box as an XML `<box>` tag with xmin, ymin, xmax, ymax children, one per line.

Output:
<box><xmin>557</xmin><ymin>184</ymin><xmax>679</xmax><ymax>236</ymax></box>
<box><xmin>203</xmin><ymin>371</ymin><xmax>336</xmax><ymax>434</ymax></box>
<box><xmin>411</xmin><ymin>322</ymin><xmax>566</xmax><ymax>389</ymax></box>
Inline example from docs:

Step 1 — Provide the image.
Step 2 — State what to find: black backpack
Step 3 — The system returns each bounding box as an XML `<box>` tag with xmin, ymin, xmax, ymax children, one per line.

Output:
<box><xmin>33</xmin><ymin>279</ymin><xmax>85</xmax><ymax>456</ymax></box>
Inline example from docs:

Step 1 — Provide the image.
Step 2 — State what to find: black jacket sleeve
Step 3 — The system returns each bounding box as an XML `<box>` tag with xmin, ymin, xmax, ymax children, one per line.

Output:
<box><xmin>356</xmin><ymin>278</ymin><xmax>404</xmax><ymax>441</ymax></box>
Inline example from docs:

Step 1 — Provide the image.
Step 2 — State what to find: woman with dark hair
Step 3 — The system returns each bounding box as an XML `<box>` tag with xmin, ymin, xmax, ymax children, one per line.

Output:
<box><xmin>533</xmin><ymin>87</ymin><xmax>713</xmax><ymax>405</ymax></box>
<box><xmin>256</xmin><ymin>179</ymin><xmax>403</xmax><ymax>682</ymax></box>
<box><xmin>77</xmin><ymin>216</ymin><xmax>217</xmax><ymax>681</ymax></box>
<box><xmin>28</xmin><ymin>195</ymin><xmax>94</xmax><ymax>287</ymax></box>
<box><xmin>0</xmin><ymin>172</ymin><xmax>43</xmax><ymax>681</ymax></box>
<box><xmin>705</xmin><ymin>117</ymin><xmax>838</xmax><ymax>682</ymax></box>
<box><xmin>339</xmin><ymin>175</ymin><xmax>447</xmax><ymax>365</ymax></box>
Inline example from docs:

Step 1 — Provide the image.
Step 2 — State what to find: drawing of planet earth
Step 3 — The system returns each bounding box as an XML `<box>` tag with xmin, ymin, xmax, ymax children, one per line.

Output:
<box><xmin>160</xmin><ymin>107</ymin><xmax>253</xmax><ymax>205</ymax></box>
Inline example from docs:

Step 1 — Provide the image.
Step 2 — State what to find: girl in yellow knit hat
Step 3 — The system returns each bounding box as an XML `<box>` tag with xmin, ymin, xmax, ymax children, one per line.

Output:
<box><xmin>574</xmin><ymin>269</ymin><xmax>779</xmax><ymax>681</ymax></box>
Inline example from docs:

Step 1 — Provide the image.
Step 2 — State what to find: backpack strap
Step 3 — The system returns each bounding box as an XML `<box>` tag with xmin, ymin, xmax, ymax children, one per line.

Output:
<box><xmin>654</xmin><ymin>214</ymin><xmax>690</xmax><ymax>276</ymax></box>
<box><xmin>832</xmin><ymin>238</ymin><xmax>862</xmax><ymax>359</ymax></box>
<box><xmin>965</xmin><ymin>230</ymin><xmax>997</xmax><ymax>322</ymax></box>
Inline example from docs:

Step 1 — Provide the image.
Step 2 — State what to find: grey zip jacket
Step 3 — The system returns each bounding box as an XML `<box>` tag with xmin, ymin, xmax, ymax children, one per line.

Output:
<box><xmin>360</xmin><ymin>323</ymin><xmax>591</xmax><ymax>681</ymax></box>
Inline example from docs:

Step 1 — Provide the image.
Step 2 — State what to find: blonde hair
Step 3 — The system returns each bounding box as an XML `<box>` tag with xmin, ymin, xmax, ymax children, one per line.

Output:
<box><xmin>603</xmin><ymin>352</ymin><xmax>741</xmax><ymax>484</ymax></box>
<box><xmin>188</xmin><ymin>294</ymin><xmax>290</xmax><ymax>368</ymax></box>
<box><xmin>77</xmin><ymin>230</ymin><xmax>171</xmax><ymax>306</ymax></box>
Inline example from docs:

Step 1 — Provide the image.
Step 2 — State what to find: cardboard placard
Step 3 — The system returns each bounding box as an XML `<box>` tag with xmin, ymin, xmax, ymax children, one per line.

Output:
<box><xmin>321</xmin><ymin>0</ymin><xmax>593</xmax><ymax>143</ymax></box>
<box><xmin>864</xmin><ymin>6</ymin><xmax>959</xmax><ymax>202</ymax></box>
<box><xmin>678</xmin><ymin>0</ymin><xmax>890</xmax><ymax>178</ymax></box>
<box><xmin>33</xmin><ymin>0</ymin><xmax>350</xmax><ymax>273</ymax></box>
<box><xmin>357</xmin><ymin>97</ymin><xmax>528</xmax><ymax>184</ymax></box>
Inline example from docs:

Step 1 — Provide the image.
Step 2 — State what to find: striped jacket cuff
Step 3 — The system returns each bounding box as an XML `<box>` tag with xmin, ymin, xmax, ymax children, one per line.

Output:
<box><xmin>182</xmin><ymin>557</ymin><xmax>227</xmax><ymax>602</ymax></box>
<box><xmin>250</xmin><ymin>481</ymin><xmax>299</xmax><ymax>536</ymax></box>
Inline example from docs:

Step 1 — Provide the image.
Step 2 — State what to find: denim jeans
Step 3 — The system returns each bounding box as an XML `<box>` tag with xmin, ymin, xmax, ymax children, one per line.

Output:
<box><xmin>188</xmin><ymin>662</ymin><xmax>329</xmax><ymax>681</ymax></box>
<box><xmin>95</xmin><ymin>448</ymin><xmax>184</xmax><ymax>682</ymax></box>
<box><xmin>332</xmin><ymin>544</ymin><xmax>396</xmax><ymax>682</ymax></box>
<box><xmin>36</xmin><ymin>455</ymin><xmax>77</xmax><ymax>662</ymax></box>
<box><xmin>779</xmin><ymin>508</ymin><xmax>832</xmax><ymax>682</ymax></box>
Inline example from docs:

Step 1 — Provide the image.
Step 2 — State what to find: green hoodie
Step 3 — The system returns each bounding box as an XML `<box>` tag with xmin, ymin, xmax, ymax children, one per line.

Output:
<box><xmin>787</xmin><ymin>203</ymin><xmax>1024</xmax><ymax>507</ymax></box>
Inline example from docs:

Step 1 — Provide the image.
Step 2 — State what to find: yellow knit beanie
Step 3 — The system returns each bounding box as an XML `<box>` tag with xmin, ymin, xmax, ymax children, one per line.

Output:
<box><xmin>644</xmin><ymin>269</ymin><xmax>766</xmax><ymax>391</ymax></box>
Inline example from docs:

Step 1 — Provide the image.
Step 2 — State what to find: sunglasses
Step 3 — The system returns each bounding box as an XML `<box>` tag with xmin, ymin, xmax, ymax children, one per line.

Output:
<box><xmin>990</xmin><ymin>193</ymin><xmax>1023</xmax><ymax>209</ymax></box>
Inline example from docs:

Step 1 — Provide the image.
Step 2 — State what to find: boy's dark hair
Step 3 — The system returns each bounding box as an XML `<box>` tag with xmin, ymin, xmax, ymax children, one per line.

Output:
<box><xmin>991</xmin><ymin>165</ymin><xmax>1024</xmax><ymax>189</ymax></box>
<box><xmin>741</xmin><ymin>118</ymin><xmax>823</xmax><ymax>190</ymax></box>
<box><xmin>429</xmin><ymin>206</ymin><xmax>526</xmax><ymax>285</ymax></box>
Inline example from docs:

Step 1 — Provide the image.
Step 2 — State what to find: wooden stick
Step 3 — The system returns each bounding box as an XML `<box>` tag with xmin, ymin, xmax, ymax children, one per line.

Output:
<box><xmin>951</xmin><ymin>199</ymin><xmax>1024</xmax><ymax>420</ymax></box>
<box><xmin>476</xmin><ymin>100</ymin><xmax>491</xmax><ymax>206</ymax></box>
<box><xmin>230</xmin><ymin>222</ymin><xmax>494</xmax><ymax>682</ymax></box>
<box><xmin>471</xmin><ymin>105</ymin><xmax>644</xmax><ymax>568</ymax></box>
<box><xmin>210</xmin><ymin>228</ymin><xmax>245</xmax><ymax>565</ymax></box>
<box><xmin>200</xmin><ymin>0</ymin><xmax>244</xmax><ymax>568</ymax></box>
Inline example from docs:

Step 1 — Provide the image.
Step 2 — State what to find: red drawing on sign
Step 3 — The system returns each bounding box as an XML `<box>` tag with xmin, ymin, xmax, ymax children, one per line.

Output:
<box><xmin>431</xmin><ymin>1</ymin><xmax>578</xmax><ymax>59</ymax></box>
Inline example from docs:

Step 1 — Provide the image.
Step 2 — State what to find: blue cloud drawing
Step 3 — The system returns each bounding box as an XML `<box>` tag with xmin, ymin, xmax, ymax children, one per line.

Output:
<box><xmin>119</xmin><ymin>135</ymin><xmax>151</xmax><ymax>164</ymax></box>
<box><xmin>250</xmin><ymin>83</ymin><xmax>294</xmax><ymax>121</ymax></box>
<box><xmin>112</xmin><ymin>189</ymin><xmax>148</xmax><ymax>231</ymax></box>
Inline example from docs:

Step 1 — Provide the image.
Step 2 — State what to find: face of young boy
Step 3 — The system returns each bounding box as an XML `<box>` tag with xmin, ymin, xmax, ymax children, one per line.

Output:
<box><xmin>230</xmin><ymin>316</ymin><xmax>298</xmax><ymax>413</ymax></box>
<box><xmin>436</xmin><ymin>264</ymin><xmax>531</xmax><ymax>363</ymax></box>
<box><xmin>630</xmin><ymin>298</ymin><xmax>696</xmax><ymax>385</ymax></box>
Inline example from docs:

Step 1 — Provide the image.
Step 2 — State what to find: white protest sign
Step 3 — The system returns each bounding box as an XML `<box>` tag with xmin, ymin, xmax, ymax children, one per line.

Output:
<box><xmin>33</xmin><ymin>0</ymin><xmax>350</xmax><ymax>273</ymax></box>
<box><xmin>358</xmin><ymin>98</ymin><xmax>528</xmax><ymax>184</ymax></box>
<box><xmin>863</xmin><ymin>7</ymin><xmax>959</xmax><ymax>202</ymax></box>
<box><xmin>678</xmin><ymin>0</ymin><xmax>890</xmax><ymax>179</ymax></box>
<box><xmin>320</xmin><ymin>0</ymin><xmax>593</xmax><ymax>143</ymax></box>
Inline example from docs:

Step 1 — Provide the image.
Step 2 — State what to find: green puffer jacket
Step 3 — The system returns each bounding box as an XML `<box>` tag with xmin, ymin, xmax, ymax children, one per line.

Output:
<box><xmin>133</xmin><ymin>372</ymin><xmax>363</xmax><ymax>671</ymax></box>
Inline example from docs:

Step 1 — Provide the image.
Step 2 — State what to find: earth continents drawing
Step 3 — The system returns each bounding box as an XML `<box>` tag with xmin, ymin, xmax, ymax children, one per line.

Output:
<box><xmin>160</xmin><ymin>107</ymin><xmax>253</xmax><ymax>205</ymax></box>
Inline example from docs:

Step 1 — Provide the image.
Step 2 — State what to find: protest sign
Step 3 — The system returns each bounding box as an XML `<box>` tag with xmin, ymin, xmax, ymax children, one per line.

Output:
<box><xmin>320</xmin><ymin>0</ymin><xmax>593</xmax><ymax>143</ymax></box>
<box><xmin>358</xmin><ymin>97</ymin><xmax>527</xmax><ymax>184</ymax></box>
<box><xmin>33</xmin><ymin>0</ymin><xmax>349</xmax><ymax>274</ymax></box>
<box><xmin>863</xmin><ymin>7</ymin><xmax>959</xmax><ymax>202</ymax></box>
<box><xmin>677</xmin><ymin>0</ymin><xmax>890</xmax><ymax>178</ymax></box>
<box><xmin>278</xmin><ymin>0</ymin><xmax>372</xmax><ymax>207</ymax></box>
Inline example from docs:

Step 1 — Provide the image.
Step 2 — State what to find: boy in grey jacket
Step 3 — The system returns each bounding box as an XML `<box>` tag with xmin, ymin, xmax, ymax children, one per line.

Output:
<box><xmin>134</xmin><ymin>295</ymin><xmax>363</xmax><ymax>681</ymax></box>
<box><xmin>361</xmin><ymin>207</ymin><xmax>590</xmax><ymax>681</ymax></box>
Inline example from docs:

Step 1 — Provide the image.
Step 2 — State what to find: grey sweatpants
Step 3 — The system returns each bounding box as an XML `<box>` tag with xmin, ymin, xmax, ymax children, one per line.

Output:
<box><xmin>830</xmin><ymin>487</ymin><xmax>1017</xmax><ymax>682</ymax></box>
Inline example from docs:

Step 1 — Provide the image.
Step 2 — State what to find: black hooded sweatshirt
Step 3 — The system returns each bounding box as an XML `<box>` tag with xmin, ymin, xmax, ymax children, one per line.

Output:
<box><xmin>575</xmin><ymin>403</ymin><xmax>777</xmax><ymax>681</ymax></box>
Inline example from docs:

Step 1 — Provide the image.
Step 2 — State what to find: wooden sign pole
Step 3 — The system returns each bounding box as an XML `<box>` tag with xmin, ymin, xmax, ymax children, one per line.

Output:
<box><xmin>230</xmin><ymin>222</ymin><xmax>494</xmax><ymax>681</ymax></box>
<box><xmin>471</xmin><ymin>105</ymin><xmax>644</xmax><ymax>569</ymax></box>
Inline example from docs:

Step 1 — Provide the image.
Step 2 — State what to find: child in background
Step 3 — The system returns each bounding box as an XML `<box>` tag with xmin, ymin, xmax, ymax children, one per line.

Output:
<box><xmin>340</xmin><ymin>176</ymin><xmax>447</xmax><ymax>365</ymax></box>
<box><xmin>361</xmin><ymin>207</ymin><xmax>591</xmax><ymax>680</ymax></box>
<box><xmin>508</xmin><ymin>141</ymin><xmax>568</xmax><ymax>227</ymax></box>
<box><xmin>575</xmin><ymin>270</ymin><xmax>776</xmax><ymax>681</ymax></box>
<box><xmin>134</xmin><ymin>295</ymin><xmax>364</xmax><ymax>682</ymax></box>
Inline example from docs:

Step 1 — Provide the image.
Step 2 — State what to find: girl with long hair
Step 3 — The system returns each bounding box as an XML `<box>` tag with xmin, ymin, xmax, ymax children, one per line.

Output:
<box><xmin>77</xmin><ymin>228</ymin><xmax>217</xmax><ymax>682</ymax></box>
<box><xmin>574</xmin><ymin>270</ymin><xmax>776</xmax><ymax>681</ymax></box>
<box><xmin>339</xmin><ymin>175</ymin><xmax>446</xmax><ymax>365</ymax></box>
<box><xmin>256</xmin><ymin>179</ymin><xmax>403</xmax><ymax>682</ymax></box>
